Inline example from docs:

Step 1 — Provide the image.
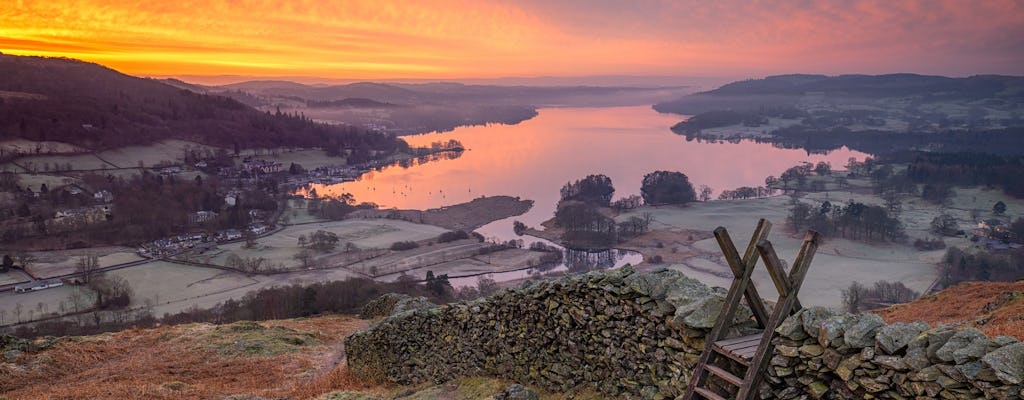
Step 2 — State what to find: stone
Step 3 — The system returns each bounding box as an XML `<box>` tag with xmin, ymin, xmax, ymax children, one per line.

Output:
<box><xmin>801</xmin><ymin>306</ymin><xmax>835</xmax><ymax>337</ymax></box>
<box><xmin>776</xmin><ymin>345</ymin><xmax>799</xmax><ymax>358</ymax></box>
<box><xmin>490</xmin><ymin>384</ymin><xmax>539</xmax><ymax>400</ymax></box>
<box><xmin>818</xmin><ymin>314</ymin><xmax>855</xmax><ymax>348</ymax></box>
<box><xmin>800</xmin><ymin>344</ymin><xmax>824</xmax><ymax>357</ymax></box>
<box><xmin>776</xmin><ymin>311</ymin><xmax>809</xmax><ymax>340</ymax></box>
<box><xmin>807</xmin><ymin>380</ymin><xmax>829</xmax><ymax>398</ymax></box>
<box><xmin>874</xmin><ymin>355</ymin><xmax>908</xmax><ymax>371</ymax></box>
<box><xmin>836</xmin><ymin>356</ymin><xmax>862</xmax><ymax>381</ymax></box>
<box><xmin>981</xmin><ymin>342</ymin><xmax>1024</xmax><ymax>385</ymax></box>
<box><xmin>876</xmin><ymin>321</ymin><xmax>930</xmax><ymax>355</ymax></box>
<box><xmin>935</xmin><ymin>328</ymin><xmax>989</xmax><ymax>364</ymax></box>
<box><xmin>923</xmin><ymin>328</ymin><xmax>957</xmax><ymax>361</ymax></box>
<box><xmin>844</xmin><ymin>314</ymin><xmax>885</xmax><ymax>348</ymax></box>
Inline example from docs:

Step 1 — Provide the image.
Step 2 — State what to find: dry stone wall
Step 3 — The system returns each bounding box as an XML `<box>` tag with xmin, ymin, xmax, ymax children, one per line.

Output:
<box><xmin>345</xmin><ymin>267</ymin><xmax>1024</xmax><ymax>399</ymax></box>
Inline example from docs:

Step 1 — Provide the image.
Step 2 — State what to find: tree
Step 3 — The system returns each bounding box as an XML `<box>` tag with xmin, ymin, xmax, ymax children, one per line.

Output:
<box><xmin>560</xmin><ymin>174</ymin><xmax>615</xmax><ymax>206</ymax></box>
<box><xmin>75</xmin><ymin>255</ymin><xmax>100</xmax><ymax>284</ymax></box>
<box><xmin>293</xmin><ymin>249</ymin><xmax>316</xmax><ymax>269</ymax></box>
<box><xmin>308</xmin><ymin>230</ymin><xmax>340</xmax><ymax>252</ymax></box>
<box><xmin>814</xmin><ymin>161</ymin><xmax>831</xmax><ymax>176</ymax></box>
<box><xmin>89</xmin><ymin>274</ymin><xmax>133</xmax><ymax>309</ymax></box>
<box><xmin>1010</xmin><ymin>217</ymin><xmax>1024</xmax><ymax>244</ymax></box>
<box><xmin>931</xmin><ymin>213</ymin><xmax>960</xmax><ymax>236</ymax></box>
<box><xmin>698</xmin><ymin>185</ymin><xmax>713</xmax><ymax>202</ymax></box>
<box><xmin>14</xmin><ymin>253</ymin><xmax>35</xmax><ymax>271</ymax></box>
<box><xmin>1</xmin><ymin>254</ymin><xmax>12</xmax><ymax>273</ymax></box>
<box><xmin>993</xmin><ymin>201</ymin><xmax>1007</xmax><ymax>215</ymax></box>
<box><xmin>640</xmin><ymin>171</ymin><xmax>696</xmax><ymax>205</ymax></box>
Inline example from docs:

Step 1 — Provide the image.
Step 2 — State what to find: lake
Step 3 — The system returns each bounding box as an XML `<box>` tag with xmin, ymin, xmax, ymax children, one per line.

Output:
<box><xmin>306</xmin><ymin>106</ymin><xmax>868</xmax><ymax>240</ymax></box>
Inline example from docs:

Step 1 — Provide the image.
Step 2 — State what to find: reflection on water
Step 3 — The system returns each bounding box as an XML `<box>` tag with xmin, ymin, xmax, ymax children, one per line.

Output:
<box><xmin>564</xmin><ymin>248</ymin><xmax>620</xmax><ymax>272</ymax></box>
<box><xmin>305</xmin><ymin>106</ymin><xmax>869</xmax><ymax>232</ymax></box>
<box><xmin>299</xmin><ymin>106</ymin><xmax>869</xmax><ymax>278</ymax></box>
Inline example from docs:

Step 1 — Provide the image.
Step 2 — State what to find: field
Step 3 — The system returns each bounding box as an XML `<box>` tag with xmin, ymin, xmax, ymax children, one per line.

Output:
<box><xmin>8</xmin><ymin>173</ymin><xmax>77</xmax><ymax>192</ymax></box>
<box><xmin>197</xmin><ymin>219</ymin><xmax>448</xmax><ymax>270</ymax></box>
<box><xmin>619</xmin><ymin>194</ymin><xmax>940</xmax><ymax>309</ymax></box>
<box><xmin>261</xmin><ymin>148</ymin><xmax>344</xmax><ymax>169</ymax></box>
<box><xmin>107</xmin><ymin>261</ymin><xmax>258</xmax><ymax>309</ymax></box>
<box><xmin>8</xmin><ymin>152</ymin><xmax>114</xmax><ymax>171</ymax></box>
<box><xmin>280</xmin><ymin>198</ymin><xmax>328</xmax><ymax>225</ymax></box>
<box><xmin>0</xmin><ymin>285</ymin><xmax>91</xmax><ymax>325</ymax></box>
<box><xmin>25</xmin><ymin>247</ymin><xmax>143</xmax><ymax>279</ymax></box>
<box><xmin>96</xmin><ymin>139</ymin><xmax>215</xmax><ymax>168</ymax></box>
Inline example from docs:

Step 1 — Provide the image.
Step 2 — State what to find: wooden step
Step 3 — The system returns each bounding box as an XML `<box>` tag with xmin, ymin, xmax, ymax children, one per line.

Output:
<box><xmin>705</xmin><ymin>364</ymin><xmax>744</xmax><ymax>387</ymax></box>
<box><xmin>694</xmin><ymin>387</ymin><xmax>729</xmax><ymax>400</ymax></box>
<box><xmin>711</xmin><ymin>333</ymin><xmax>762</xmax><ymax>366</ymax></box>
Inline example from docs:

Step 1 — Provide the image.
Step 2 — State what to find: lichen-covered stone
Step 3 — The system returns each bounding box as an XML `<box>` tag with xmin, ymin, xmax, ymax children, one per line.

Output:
<box><xmin>801</xmin><ymin>306</ymin><xmax>835</xmax><ymax>338</ymax></box>
<box><xmin>981</xmin><ymin>342</ymin><xmax>1024</xmax><ymax>385</ymax></box>
<box><xmin>876</xmin><ymin>321</ymin><xmax>930</xmax><ymax>355</ymax></box>
<box><xmin>935</xmin><ymin>328</ymin><xmax>988</xmax><ymax>364</ymax></box>
<box><xmin>844</xmin><ymin>314</ymin><xmax>885</xmax><ymax>348</ymax></box>
<box><xmin>344</xmin><ymin>270</ymin><xmax>1022</xmax><ymax>400</ymax></box>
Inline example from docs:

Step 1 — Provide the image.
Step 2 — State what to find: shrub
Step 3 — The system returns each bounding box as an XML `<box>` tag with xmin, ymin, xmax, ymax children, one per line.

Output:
<box><xmin>437</xmin><ymin>230</ymin><xmax>469</xmax><ymax>243</ymax></box>
<box><xmin>390</xmin><ymin>241</ymin><xmax>419</xmax><ymax>251</ymax></box>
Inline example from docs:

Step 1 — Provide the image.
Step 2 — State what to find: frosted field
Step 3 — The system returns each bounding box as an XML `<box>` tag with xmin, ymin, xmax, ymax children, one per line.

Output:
<box><xmin>0</xmin><ymin>285</ymin><xmax>91</xmax><ymax>325</ymax></box>
<box><xmin>96</xmin><ymin>140</ymin><xmax>214</xmax><ymax>168</ymax></box>
<box><xmin>27</xmin><ymin>249</ymin><xmax>144</xmax><ymax>279</ymax></box>
<box><xmin>12</xmin><ymin>153</ymin><xmax>113</xmax><ymax>171</ymax></box>
<box><xmin>263</xmin><ymin>149</ymin><xmax>344</xmax><ymax>169</ymax></box>
<box><xmin>107</xmin><ymin>261</ymin><xmax>258</xmax><ymax>308</ymax></box>
<box><xmin>621</xmin><ymin>195</ymin><xmax>941</xmax><ymax>310</ymax></box>
<box><xmin>202</xmin><ymin>219</ymin><xmax>448</xmax><ymax>269</ymax></box>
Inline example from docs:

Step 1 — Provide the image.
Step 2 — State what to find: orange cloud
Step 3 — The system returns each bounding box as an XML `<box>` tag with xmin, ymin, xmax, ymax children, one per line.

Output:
<box><xmin>1</xmin><ymin>0</ymin><xmax>1021</xmax><ymax>80</ymax></box>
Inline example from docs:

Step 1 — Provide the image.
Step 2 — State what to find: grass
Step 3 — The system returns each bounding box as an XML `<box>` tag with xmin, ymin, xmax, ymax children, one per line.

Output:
<box><xmin>0</xmin><ymin>315</ymin><xmax>369</xmax><ymax>400</ymax></box>
<box><xmin>875</xmin><ymin>280</ymin><xmax>1024</xmax><ymax>340</ymax></box>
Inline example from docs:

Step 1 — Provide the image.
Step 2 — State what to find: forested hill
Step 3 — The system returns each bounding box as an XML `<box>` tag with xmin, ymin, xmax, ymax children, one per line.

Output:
<box><xmin>0</xmin><ymin>54</ymin><xmax>402</xmax><ymax>152</ymax></box>
<box><xmin>653</xmin><ymin>73</ymin><xmax>1024</xmax><ymax>114</ymax></box>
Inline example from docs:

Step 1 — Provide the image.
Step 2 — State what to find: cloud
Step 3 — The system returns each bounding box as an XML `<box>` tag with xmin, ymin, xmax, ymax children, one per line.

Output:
<box><xmin>1</xmin><ymin>0</ymin><xmax>1021</xmax><ymax>79</ymax></box>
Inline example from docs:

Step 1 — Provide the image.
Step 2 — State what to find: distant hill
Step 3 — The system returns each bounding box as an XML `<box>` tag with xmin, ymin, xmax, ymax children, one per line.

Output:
<box><xmin>654</xmin><ymin>73</ymin><xmax>1024</xmax><ymax>114</ymax></box>
<box><xmin>306</xmin><ymin>97</ymin><xmax>401</xmax><ymax>108</ymax></box>
<box><xmin>218</xmin><ymin>79</ymin><xmax>691</xmax><ymax>106</ymax></box>
<box><xmin>652</xmin><ymin>73</ymin><xmax>1024</xmax><ymax>155</ymax></box>
<box><xmin>0</xmin><ymin>54</ymin><xmax>401</xmax><ymax>152</ymax></box>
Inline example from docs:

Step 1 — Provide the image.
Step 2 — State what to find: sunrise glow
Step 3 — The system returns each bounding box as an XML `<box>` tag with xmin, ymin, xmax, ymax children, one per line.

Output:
<box><xmin>2</xmin><ymin>0</ymin><xmax>1022</xmax><ymax>82</ymax></box>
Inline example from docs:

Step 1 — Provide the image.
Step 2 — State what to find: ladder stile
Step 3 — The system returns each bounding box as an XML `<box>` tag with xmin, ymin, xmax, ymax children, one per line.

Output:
<box><xmin>683</xmin><ymin>223</ymin><xmax>819</xmax><ymax>400</ymax></box>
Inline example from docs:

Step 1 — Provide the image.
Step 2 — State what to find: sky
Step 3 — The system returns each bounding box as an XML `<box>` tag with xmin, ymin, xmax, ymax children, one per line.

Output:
<box><xmin>1</xmin><ymin>0</ymin><xmax>1022</xmax><ymax>84</ymax></box>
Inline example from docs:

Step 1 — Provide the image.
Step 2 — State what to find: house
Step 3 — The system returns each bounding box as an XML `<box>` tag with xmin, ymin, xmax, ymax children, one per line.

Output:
<box><xmin>93</xmin><ymin>190</ymin><xmax>113</xmax><ymax>203</ymax></box>
<box><xmin>14</xmin><ymin>279</ymin><xmax>64</xmax><ymax>293</ymax></box>
<box><xmin>249</xmin><ymin>223</ymin><xmax>270</xmax><ymax>235</ymax></box>
<box><xmin>188</xmin><ymin>210</ymin><xmax>218</xmax><ymax>225</ymax></box>
<box><xmin>216</xmin><ymin>229</ymin><xmax>243</xmax><ymax>242</ymax></box>
<box><xmin>224</xmin><ymin>193</ymin><xmax>237</xmax><ymax>206</ymax></box>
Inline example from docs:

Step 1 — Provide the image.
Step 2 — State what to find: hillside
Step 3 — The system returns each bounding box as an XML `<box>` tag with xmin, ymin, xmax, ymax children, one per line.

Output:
<box><xmin>2</xmin><ymin>280</ymin><xmax>1021</xmax><ymax>399</ymax></box>
<box><xmin>876</xmin><ymin>280</ymin><xmax>1024</xmax><ymax>340</ymax></box>
<box><xmin>0</xmin><ymin>316</ymin><xmax>373</xmax><ymax>400</ymax></box>
<box><xmin>652</xmin><ymin>73</ymin><xmax>1024</xmax><ymax>155</ymax></box>
<box><xmin>0</xmin><ymin>54</ymin><xmax>401</xmax><ymax>152</ymax></box>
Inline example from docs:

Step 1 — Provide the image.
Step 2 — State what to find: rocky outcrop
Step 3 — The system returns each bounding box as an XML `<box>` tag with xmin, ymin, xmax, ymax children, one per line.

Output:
<box><xmin>359</xmin><ymin>293</ymin><xmax>435</xmax><ymax>319</ymax></box>
<box><xmin>345</xmin><ymin>268</ymin><xmax>1024</xmax><ymax>399</ymax></box>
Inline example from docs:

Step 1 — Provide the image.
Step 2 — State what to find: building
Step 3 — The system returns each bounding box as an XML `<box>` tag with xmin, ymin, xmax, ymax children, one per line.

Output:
<box><xmin>14</xmin><ymin>279</ymin><xmax>64</xmax><ymax>293</ymax></box>
<box><xmin>188</xmin><ymin>210</ymin><xmax>218</xmax><ymax>225</ymax></box>
<box><xmin>93</xmin><ymin>190</ymin><xmax>113</xmax><ymax>203</ymax></box>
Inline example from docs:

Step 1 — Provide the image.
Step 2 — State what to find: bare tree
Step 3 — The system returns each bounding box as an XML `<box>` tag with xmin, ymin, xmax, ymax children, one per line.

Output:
<box><xmin>698</xmin><ymin>185</ymin><xmax>714</xmax><ymax>202</ymax></box>
<box><xmin>76</xmin><ymin>254</ymin><xmax>100</xmax><ymax>283</ymax></box>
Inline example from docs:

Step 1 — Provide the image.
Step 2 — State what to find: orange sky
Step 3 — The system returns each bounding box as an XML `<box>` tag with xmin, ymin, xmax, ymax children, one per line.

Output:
<box><xmin>1</xmin><ymin>0</ymin><xmax>1022</xmax><ymax>82</ymax></box>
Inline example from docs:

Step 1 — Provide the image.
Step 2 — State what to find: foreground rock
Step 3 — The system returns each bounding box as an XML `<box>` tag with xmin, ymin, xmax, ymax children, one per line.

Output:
<box><xmin>346</xmin><ymin>268</ymin><xmax>1024</xmax><ymax>399</ymax></box>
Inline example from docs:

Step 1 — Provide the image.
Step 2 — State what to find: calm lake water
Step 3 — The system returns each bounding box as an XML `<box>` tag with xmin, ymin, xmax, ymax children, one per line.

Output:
<box><xmin>309</xmin><ymin>106</ymin><xmax>868</xmax><ymax>235</ymax></box>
